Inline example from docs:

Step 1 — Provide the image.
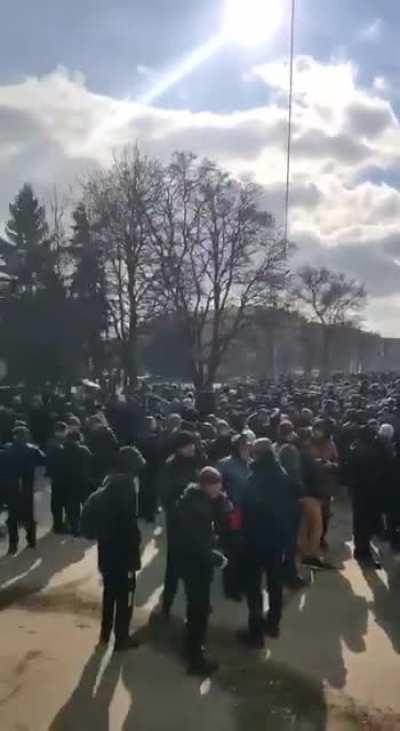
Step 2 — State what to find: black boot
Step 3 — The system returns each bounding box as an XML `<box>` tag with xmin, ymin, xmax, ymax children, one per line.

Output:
<box><xmin>8</xmin><ymin>542</ymin><xmax>18</xmax><ymax>556</ymax></box>
<box><xmin>187</xmin><ymin>653</ymin><xmax>219</xmax><ymax>677</ymax></box>
<box><xmin>237</xmin><ymin>628</ymin><xmax>265</xmax><ymax>649</ymax></box>
<box><xmin>26</xmin><ymin>523</ymin><xmax>37</xmax><ymax>549</ymax></box>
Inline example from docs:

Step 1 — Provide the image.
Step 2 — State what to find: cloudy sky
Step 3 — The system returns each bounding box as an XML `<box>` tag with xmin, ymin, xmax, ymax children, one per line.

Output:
<box><xmin>2</xmin><ymin>0</ymin><xmax>400</xmax><ymax>336</ymax></box>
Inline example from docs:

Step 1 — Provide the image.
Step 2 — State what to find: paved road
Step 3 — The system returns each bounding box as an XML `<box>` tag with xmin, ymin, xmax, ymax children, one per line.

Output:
<box><xmin>1</xmin><ymin>482</ymin><xmax>400</xmax><ymax>730</ymax></box>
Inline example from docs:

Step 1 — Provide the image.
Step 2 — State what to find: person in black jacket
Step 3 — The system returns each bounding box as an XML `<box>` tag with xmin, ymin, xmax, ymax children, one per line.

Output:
<box><xmin>1</xmin><ymin>425</ymin><xmax>45</xmax><ymax>553</ymax></box>
<box><xmin>175</xmin><ymin>466</ymin><xmax>229</xmax><ymax>676</ymax></box>
<box><xmin>137</xmin><ymin>416</ymin><xmax>163</xmax><ymax>523</ymax></box>
<box><xmin>86</xmin><ymin>418</ymin><xmax>119</xmax><ymax>486</ymax></box>
<box><xmin>347</xmin><ymin>425</ymin><xmax>381</xmax><ymax>568</ymax></box>
<box><xmin>80</xmin><ymin>446</ymin><xmax>145</xmax><ymax>652</ymax></box>
<box><xmin>49</xmin><ymin>430</ymin><xmax>93</xmax><ymax>536</ymax></box>
<box><xmin>159</xmin><ymin>431</ymin><xmax>202</xmax><ymax>617</ymax></box>
<box><xmin>239</xmin><ymin>438</ymin><xmax>291</xmax><ymax>648</ymax></box>
<box><xmin>46</xmin><ymin>421</ymin><xmax>68</xmax><ymax>533</ymax></box>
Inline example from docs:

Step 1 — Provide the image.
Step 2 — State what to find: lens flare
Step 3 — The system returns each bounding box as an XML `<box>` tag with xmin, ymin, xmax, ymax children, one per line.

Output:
<box><xmin>223</xmin><ymin>0</ymin><xmax>282</xmax><ymax>47</ymax></box>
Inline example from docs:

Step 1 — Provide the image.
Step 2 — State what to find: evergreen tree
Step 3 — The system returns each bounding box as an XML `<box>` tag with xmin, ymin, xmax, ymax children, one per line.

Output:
<box><xmin>5</xmin><ymin>183</ymin><xmax>50</xmax><ymax>292</ymax></box>
<box><xmin>70</xmin><ymin>201</ymin><xmax>108</xmax><ymax>375</ymax></box>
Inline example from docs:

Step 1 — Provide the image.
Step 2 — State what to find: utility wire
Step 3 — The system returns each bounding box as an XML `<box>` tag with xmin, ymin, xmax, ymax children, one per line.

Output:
<box><xmin>284</xmin><ymin>0</ymin><xmax>296</xmax><ymax>248</ymax></box>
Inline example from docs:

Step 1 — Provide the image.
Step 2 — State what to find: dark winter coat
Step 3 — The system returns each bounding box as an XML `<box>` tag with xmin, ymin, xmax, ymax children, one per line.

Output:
<box><xmin>174</xmin><ymin>485</ymin><xmax>230</xmax><ymax>570</ymax></box>
<box><xmin>159</xmin><ymin>454</ymin><xmax>200</xmax><ymax>514</ymax></box>
<box><xmin>81</xmin><ymin>474</ymin><xmax>141</xmax><ymax>575</ymax></box>
<box><xmin>242</xmin><ymin>452</ymin><xmax>291</xmax><ymax>554</ymax></box>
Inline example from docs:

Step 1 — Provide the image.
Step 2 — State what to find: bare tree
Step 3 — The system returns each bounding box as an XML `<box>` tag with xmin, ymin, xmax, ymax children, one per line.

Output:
<box><xmin>150</xmin><ymin>153</ymin><xmax>289</xmax><ymax>387</ymax></box>
<box><xmin>84</xmin><ymin>147</ymin><xmax>162</xmax><ymax>386</ymax></box>
<box><xmin>293</xmin><ymin>265</ymin><xmax>367</xmax><ymax>376</ymax></box>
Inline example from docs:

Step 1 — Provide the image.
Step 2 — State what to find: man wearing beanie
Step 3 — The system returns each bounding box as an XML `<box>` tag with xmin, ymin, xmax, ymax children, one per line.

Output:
<box><xmin>159</xmin><ymin>431</ymin><xmax>203</xmax><ymax>617</ymax></box>
<box><xmin>175</xmin><ymin>466</ymin><xmax>229</xmax><ymax>676</ymax></box>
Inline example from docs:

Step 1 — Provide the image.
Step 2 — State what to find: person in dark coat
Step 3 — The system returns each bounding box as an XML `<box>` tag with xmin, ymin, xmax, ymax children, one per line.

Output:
<box><xmin>159</xmin><ymin>431</ymin><xmax>202</xmax><ymax>617</ymax></box>
<box><xmin>239</xmin><ymin>438</ymin><xmax>291</xmax><ymax>648</ymax></box>
<box><xmin>137</xmin><ymin>416</ymin><xmax>163</xmax><ymax>523</ymax></box>
<box><xmin>348</xmin><ymin>425</ymin><xmax>381</xmax><ymax>568</ymax></box>
<box><xmin>207</xmin><ymin>420</ymin><xmax>233</xmax><ymax>464</ymax></box>
<box><xmin>48</xmin><ymin>429</ymin><xmax>93</xmax><ymax>536</ymax></box>
<box><xmin>1</xmin><ymin>425</ymin><xmax>45</xmax><ymax>554</ymax></box>
<box><xmin>80</xmin><ymin>446</ymin><xmax>145</xmax><ymax>652</ymax></box>
<box><xmin>86</xmin><ymin>418</ymin><xmax>119</xmax><ymax>486</ymax></box>
<box><xmin>276</xmin><ymin>422</ymin><xmax>308</xmax><ymax>587</ymax></box>
<box><xmin>29</xmin><ymin>395</ymin><xmax>52</xmax><ymax>450</ymax></box>
<box><xmin>46</xmin><ymin>421</ymin><xmax>68</xmax><ymax>533</ymax></box>
<box><xmin>175</xmin><ymin>466</ymin><xmax>229</xmax><ymax>676</ymax></box>
<box><xmin>217</xmin><ymin>434</ymin><xmax>251</xmax><ymax>600</ymax></box>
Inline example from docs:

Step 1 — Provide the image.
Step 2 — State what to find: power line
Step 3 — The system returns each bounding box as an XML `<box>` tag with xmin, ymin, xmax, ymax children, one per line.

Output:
<box><xmin>284</xmin><ymin>0</ymin><xmax>296</xmax><ymax>248</ymax></box>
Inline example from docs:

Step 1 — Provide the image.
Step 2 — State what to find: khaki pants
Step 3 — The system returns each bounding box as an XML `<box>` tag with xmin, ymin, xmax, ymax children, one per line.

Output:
<box><xmin>298</xmin><ymin>497</ymin><xmax>323</xmax><ymax>558</ymax></box>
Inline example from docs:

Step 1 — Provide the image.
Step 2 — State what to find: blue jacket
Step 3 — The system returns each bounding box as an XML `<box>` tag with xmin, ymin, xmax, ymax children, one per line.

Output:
<box><xmin>217</xmin><ymin>455</ymin><xmax>250</xmax><ymax>507</ymax></box>
<box><xmin>242</xmin><ymin>452</ymin><xmax>291</xmax><ymax>554</ymax></box>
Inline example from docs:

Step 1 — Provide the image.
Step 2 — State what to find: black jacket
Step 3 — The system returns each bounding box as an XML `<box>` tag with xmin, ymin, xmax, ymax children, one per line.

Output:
<box><xmin>47</xmin><ymin>440</ymin><xmax>92</xmax><ymax>495</ymax></box>
<box><xmin>0</xmin><ymin>442</ymin><xmax>45</xmax><ymax>488</ymax></box>
<box><xmin>81</xmin><ymin>474</ymin><xmax>141</xmax><ymax>575</ymax></box>
<box><xmin>159</xmin><ymin>454</ymin><xmax>200</xmax><ymax>514</ymax></box>
<box><xmin>175</xmin><ymin>485</ymin><xmax>230</xmax><ymax>569</ymax></box>
<box><xmin>242</xmin><ymin>452</ymin><xmax>291</xmax><ymax>554</ymax></box>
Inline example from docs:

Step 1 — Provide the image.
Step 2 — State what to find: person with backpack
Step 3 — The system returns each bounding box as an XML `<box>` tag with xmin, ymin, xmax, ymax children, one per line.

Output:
<box><xmin>80</xmin><ymin>445</ymin><xmax>146</xmax><ymax>652</ymax></box>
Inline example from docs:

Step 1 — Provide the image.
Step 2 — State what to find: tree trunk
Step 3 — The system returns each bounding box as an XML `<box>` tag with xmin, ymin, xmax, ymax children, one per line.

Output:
<box><xmin>321</xmin><ymin>326</ymin><xmax>333</xmax><ymax>380</ymax></box>
<box><xmin>122</xmin><ymin>333</ymin><xmax>138</xmax><ymax>389</ymax></box>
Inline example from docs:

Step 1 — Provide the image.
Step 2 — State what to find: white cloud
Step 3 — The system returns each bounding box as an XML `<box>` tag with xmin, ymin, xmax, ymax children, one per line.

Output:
<box><xmin>1</xmin><ymin>60</ymin><xmax>400</xmax><ymax>335</ymax></box>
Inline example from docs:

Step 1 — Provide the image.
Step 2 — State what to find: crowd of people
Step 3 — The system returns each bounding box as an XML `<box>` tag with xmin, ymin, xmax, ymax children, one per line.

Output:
<box><xmin>1</xmin><ymin>374</ymin><xmax>400</xmax><ymax>676</ymax></box>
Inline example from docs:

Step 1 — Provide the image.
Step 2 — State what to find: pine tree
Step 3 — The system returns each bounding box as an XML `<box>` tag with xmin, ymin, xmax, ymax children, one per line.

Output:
<box><xmin>5</xmin><ymin>183</ymin><xmax>50</xmax><ymax>292</ymax></box>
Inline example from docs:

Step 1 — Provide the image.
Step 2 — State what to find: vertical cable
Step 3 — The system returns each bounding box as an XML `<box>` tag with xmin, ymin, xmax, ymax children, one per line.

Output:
<box><xmin>284</xmin><ymin>0</ymin><xmax>296</xmax><ymax>248</ymax></box>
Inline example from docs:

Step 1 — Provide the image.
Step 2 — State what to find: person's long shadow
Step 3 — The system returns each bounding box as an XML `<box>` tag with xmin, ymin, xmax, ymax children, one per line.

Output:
<box><xmin>361</xmin><ymin>554</ymin><xmax>400</xmax><ymax>653</ymax></box>
<box><xmin>118</xmin><ymin>616</ymin><xmax>328</xmax><ymax>731</ymax></box>
<box><xmin>270</xmin><ymin>568</ymin><xmax>369</xmax><ymax>691</ymax></box>
<box><xmin>0</xmin><ymin>531</ymin><xmax>89</xmax><ymax>611</ymax></box>
<box><xmin>49</xmin><ymin>649</ymin><xmax>122</xmax><ymax>731</ymax></box>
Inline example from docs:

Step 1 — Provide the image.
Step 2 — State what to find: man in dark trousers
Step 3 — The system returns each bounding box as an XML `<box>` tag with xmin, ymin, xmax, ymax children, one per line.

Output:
<box><xmin>46</xmin><ymin>421</ymin><xmax>68</xmax><ymax>533</ymax></box>
<box><xmin>48</xmin><ymin>428</ymin><xmax>93</xmax><ymax>536</ymax></box>
<box><xmin>159</xmin><ymin>431</ymin><xmax>201</xmax><ymax>617</ymax></box>
<box><xmin>348</xmin><ymin>425</ymin><xmax>381</xmax><ymax>568</ymax></box>
<box><xmin>1</xmin><ymin>425</ymin><xmax>46</xmax><ymax>554</ymax></box>
<box><xmin>239</xmin><ymin>438</ymin><xmax>291</xmax><ymax>648</ymax></box>
<box><xmin>80</xmin><ymin>446</ymin><xmax>145</xmax><ymax>652</ymax></box>
<box><xmin>175</xmin><ymin>466</ymin><xmax>229</xmax><ymax>676</ymax></box>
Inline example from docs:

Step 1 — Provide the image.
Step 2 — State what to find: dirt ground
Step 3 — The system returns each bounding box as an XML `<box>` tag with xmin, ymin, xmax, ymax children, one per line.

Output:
<box><xmin>1</xmin><ymin>483</ymin><xmax>400</xmax><ymax>730</ymax></box>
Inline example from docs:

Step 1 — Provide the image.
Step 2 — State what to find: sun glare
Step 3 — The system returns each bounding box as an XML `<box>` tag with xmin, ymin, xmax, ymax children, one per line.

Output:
<box><xmin>223</xmin><ymin>0</ymin><xmax>282</xmax><ymax>47</ymax></box>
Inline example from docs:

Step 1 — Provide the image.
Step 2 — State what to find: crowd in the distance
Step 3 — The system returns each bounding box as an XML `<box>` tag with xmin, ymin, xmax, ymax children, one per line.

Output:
<box><xmin>1</xmin><ymin>374</ymin><xmax>400</xmax><ymax>676</ymax></box>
